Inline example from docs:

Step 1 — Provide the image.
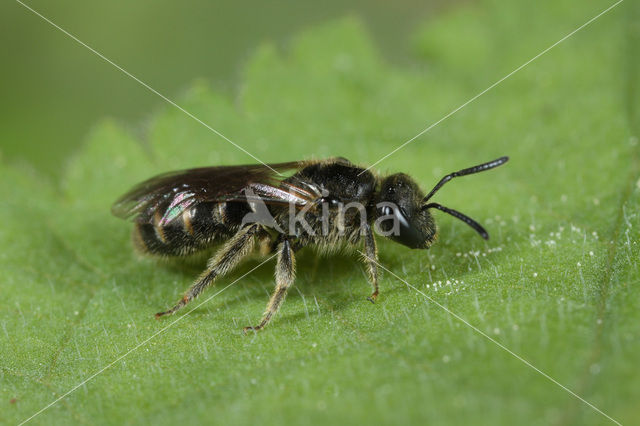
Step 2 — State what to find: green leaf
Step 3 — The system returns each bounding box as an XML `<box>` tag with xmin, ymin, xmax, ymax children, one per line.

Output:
<box><xmin>2</xmin><ymin>1</ymin><xmax>638</xmax><ymax>424</ymax></box>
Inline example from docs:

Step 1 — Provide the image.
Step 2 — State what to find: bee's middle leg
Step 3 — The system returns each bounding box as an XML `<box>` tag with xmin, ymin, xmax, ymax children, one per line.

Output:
<box><xmin>243</xmin><ymin>237</ymin><xmax>296</xmax><ymax>333</ymax></box>
<box><xmin>361</xmin><ymin>223</ymin><xmax>379</xmax><ymax>303</ymax></box>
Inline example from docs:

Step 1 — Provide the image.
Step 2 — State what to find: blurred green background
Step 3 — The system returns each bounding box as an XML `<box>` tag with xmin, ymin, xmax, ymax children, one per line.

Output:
<box><xmin>1</xmin><ymin>0</ymin><xmax>450</xmax><ymax>179</ymax></box>
<box><xmin>2</xmin><ymin>1</ymin><xmax>638</xmax><ymax>425</ymax></box>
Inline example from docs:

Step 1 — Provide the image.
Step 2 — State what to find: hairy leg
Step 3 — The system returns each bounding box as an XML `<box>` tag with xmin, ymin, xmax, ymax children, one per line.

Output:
<box><xmin>361</xmin><ymin>223</ymin><xmax>379</xmax><ymax>303</ymax></box>
<box><xmin>156</xmin><ymin>224</ymin><xmax>259</xmax><ymax>317</ymax></box>
<box><xmin>243</xmin><ymin>238</ymin><xmax>295</xmax><ymax>332</ymax></box>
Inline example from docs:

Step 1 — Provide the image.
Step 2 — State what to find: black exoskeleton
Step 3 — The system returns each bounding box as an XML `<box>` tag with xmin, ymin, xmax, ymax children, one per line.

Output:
<box><xmin>112</xmin><ymin>156</ymin><xmax>508</xmax><ymax>331</ymax></box>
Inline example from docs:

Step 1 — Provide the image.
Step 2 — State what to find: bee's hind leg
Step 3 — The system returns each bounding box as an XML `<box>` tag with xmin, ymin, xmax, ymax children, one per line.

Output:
<box><xmin>156</xmin><ymin>224</ymin><xmax>259</xmax><ymax>318</ymax></box>
<box><xmin>361</xmin><ymin>223</ymin><xmax>379</xmax><ymax>303</ymax></box>
<box><xmin>243</xmin><ymin>237</ymin><xmax>296</xmax><ymax>333</ymax></box>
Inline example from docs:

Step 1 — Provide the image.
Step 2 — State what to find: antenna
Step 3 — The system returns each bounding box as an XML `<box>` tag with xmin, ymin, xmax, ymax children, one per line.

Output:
<box><xmin>424</xmin><ymin>203</ymin><xmax>489</xmax><ymax>240</ymax></box>
<box><xmin>422</xmin><ymin>156</ymin><xmax>509</xmax><ymax>203</ymax></box>
<box><xmin>421</xmin><ymin>156</ymin><xmax>509</xmax><ymax>239</ymax></box>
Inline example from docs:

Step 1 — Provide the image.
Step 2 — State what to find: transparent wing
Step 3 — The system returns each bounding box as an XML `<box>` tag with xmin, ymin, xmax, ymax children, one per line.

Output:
<box><xmin>111</xmin><ymin>161</ymin><xmax>319</xmax><ymax>225</ymax></box>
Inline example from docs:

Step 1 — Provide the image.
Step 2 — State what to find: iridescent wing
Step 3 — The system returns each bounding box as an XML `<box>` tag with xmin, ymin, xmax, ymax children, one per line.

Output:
<box><xmin>111</xmin><ymin>161</ymin><xmax>321</xmax><ymax>225</ymax></box>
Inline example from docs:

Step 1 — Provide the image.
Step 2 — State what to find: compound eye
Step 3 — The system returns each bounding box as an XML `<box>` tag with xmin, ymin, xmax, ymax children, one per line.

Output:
<box><xmin>377</xmin><ymin>205</ymin><xmax>425</xmax><ymax>249</ymax></box>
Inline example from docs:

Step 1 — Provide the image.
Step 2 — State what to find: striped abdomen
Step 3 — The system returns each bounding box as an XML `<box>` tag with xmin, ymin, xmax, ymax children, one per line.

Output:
<box><xmin>133</xmin><ymin>201</ymin><xmax>252</xmax><ymax>256</ymax></box>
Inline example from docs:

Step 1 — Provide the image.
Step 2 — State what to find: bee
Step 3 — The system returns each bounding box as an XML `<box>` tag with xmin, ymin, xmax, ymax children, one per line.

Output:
<box><xmin>112</xmin><ymin>156</ymin><xmax>508</xmax><ymax>332</ymax></box>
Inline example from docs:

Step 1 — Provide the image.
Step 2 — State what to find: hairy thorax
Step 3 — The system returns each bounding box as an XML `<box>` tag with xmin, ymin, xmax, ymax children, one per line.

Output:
<box><xmin>270</xmin><ymin>162</ymin><xmax>378</xmax><ymax>251</ymax></box>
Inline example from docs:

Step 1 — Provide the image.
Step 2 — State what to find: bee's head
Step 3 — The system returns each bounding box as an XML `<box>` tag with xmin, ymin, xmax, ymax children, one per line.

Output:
<box><xmin>376</xmin><ymin>174</ymin><xmax>436</xmax><ymax>249</ymax></box>
<box><xmin>375</xmin><ymin>157</ymin><xmax>509</xmax><ymax>249</ymax></box>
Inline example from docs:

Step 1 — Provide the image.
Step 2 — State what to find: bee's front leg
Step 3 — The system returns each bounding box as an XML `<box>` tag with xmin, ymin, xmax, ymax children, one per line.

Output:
<box><xmin>361</xmin><ymin>223</ymin><xmax>379</xmax><ymax>303</ymax></box>
<box><xmin>243</xmin><ymin>237</ymin><xmax>296</xmax><ymax>333</ymax></box>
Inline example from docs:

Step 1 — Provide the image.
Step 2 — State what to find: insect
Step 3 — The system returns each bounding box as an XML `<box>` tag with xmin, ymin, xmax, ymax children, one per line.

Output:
<box><xmin>112</xmin><ymin>156</ymin><xmax>508</xmax><ymax>332</ymax></box>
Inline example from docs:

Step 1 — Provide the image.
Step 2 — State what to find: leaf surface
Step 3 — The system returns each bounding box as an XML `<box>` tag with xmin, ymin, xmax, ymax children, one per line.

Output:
<box><xmin>1</xmin><ymin>1</ymin><xmax>638</xmax><ymax>424</ymax></box>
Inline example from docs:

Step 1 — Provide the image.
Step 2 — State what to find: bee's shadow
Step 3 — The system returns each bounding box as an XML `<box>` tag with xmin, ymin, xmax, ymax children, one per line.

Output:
<box><xmin>152</xmin><ymin>249</ymin><xmax>371</xmax><ymax>319</ymax></box>
<box><xmin>148</xmin><ymin>234</ymin><xmax>507</xmax><ymax>325</ymax></box>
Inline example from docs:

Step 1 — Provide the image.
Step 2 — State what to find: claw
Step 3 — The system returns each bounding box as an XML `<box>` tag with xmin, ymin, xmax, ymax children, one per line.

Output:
<box><xmin>367</xmin><ymin>291</ymin><xmax>379</xmax><ymax>304</ymax></box>
<box><xmin>155</xmin><ymin>310</ymin><xmax>173</xmax><ymax>319</ymax></box>
<box><xmin>243</xmin><ymin>325</ymin><xmax>262</xmax><ymax>334</ymax></box>
<box><xmin>155</xmin><ymin>307</ymin><xmax>176</xmax><ymax>319</ymax></box>
<box><xmin>155</xmin><ymin>295</ymin><xmax>189</xmax><ymax>319</ymax></box>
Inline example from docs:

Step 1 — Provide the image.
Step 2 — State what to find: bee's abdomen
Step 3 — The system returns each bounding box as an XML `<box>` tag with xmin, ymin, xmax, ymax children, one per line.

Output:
<box><xmin>133</xmin><ymin>201</ymin><xmax>249</xmax><ymax>256</ymax></box>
